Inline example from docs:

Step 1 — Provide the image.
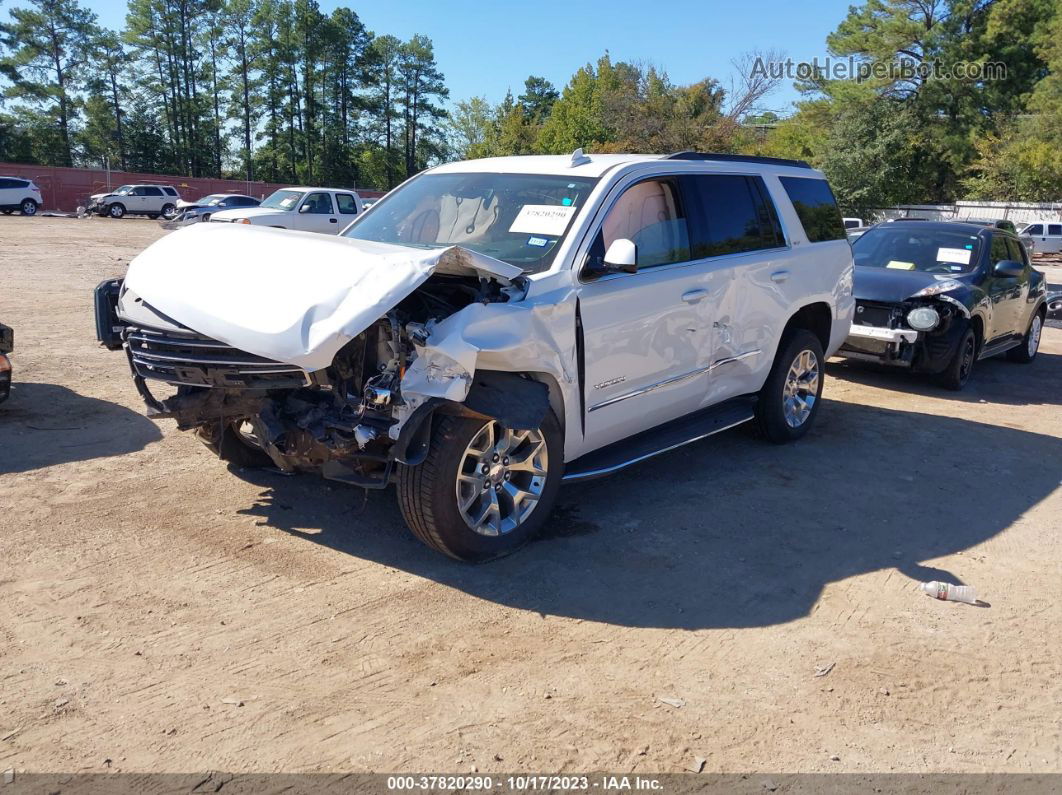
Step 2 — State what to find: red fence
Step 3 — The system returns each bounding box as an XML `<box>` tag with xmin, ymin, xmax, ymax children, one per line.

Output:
<box><xmin>0</xmin><ymin>162</ymin><xmax>385</xmax><ymax>213</ymax></box>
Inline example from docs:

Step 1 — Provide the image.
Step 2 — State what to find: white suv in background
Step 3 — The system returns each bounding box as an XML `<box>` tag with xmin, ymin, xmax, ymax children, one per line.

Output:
<box><xmin>98</xmin><ymin>151</ymin><xmax>854</xmax><ymax>561</ymax></box>
<box><xmin>210</xmin><ymin>187</ymin><xmax>363</xmax><ymax>234</ymax></box>
<box><xmin>0</xmin><ymin>176</ymin><xmax>43</xmax><ymax>215</ymax></box>
<box><xmin>87</xmin><ymin>184</ymin><xmax>181</xmax><ymax>220</ymax></box>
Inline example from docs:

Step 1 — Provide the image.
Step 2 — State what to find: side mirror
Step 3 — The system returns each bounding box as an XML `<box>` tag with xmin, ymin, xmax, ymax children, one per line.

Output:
<box><xmin>298</xmin><ymin>204</ymin><xmax>311</xmax><ymax>213</ymax></box>
<box><xmin>604</xmin><ymin>238</ymin><xmax>638</xmax><ymax>272</ymax></box>
<box><xmin>993</xmin><ymin>260</ymin><xmax>1024</xmax><ymax>278</ymax></box>
<box><xmin>581</xmin><ymin>238</ymin><xmax>637</xmax><ymax>280</ymax></box>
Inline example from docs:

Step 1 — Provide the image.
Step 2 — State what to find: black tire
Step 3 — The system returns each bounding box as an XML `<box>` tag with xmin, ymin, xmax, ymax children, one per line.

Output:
<box><xmin>195</xmin><ymin>421</ymin><xmax>273</xmax><ymax>468</ymax></box>
<box><xmin>20</xmin><ymin>199</ymin><xmax>38</xmax><ymax>216</ymax></box>
<box><xmin>147</xmin><ymin>214</ymin><xmax>159</xmax><ymax>220</ymax></box>
<box><xmin>1</xmin><ymin>209</ymin><xmax>12</xmax><ymax>215</ymax></box>
<box><xmin>108</xmin><ymin>203</ymin><xmax>125</xmax><ymax>219</ymax></box>
<box><xmin>936</xmin><ymin>326</ymin><xmax>977</xmax><ymax>390</ymax></box>
<box><xmin>755</xmin><ymin>329</ymin><xmax>826</xmax><ymax>444</ymax></box>
<box><xmin>1006</xmin><ymin>310</ymin><xmax>1043</xmax><ymax>363</ymax></box>
<box><xmin>396</xmin><ymin>410</ymin><xmax>563</xmax><ymax>562</ymax></box>
<box><xmin>161</xmin><ymin>203</ymin><xmax>176</xmax><ymax>219</ymax></box>
<box><xmin>202</xmin><ymin>213</ymin><xmax>211</xmax><ymax>222</ymax></box>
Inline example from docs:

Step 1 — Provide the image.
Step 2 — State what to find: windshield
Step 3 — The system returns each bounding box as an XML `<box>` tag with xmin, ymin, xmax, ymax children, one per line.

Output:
<box><xmin>112</xmin><ymin>185</ymin><xmax>133</xmax><ymax>195</ymax></box>
<box><xmin>199</xmin><ymin>194</ymin><xmax>227</xmax><ymax>205</ymax></box>
<box><xmin>343</xmin><ymin>172</ymin><xmax>599</xmax><ymax>273</ymax></box>
<box><xmin>259</xmin><ymin>189</ymin><xmax>304</xmax><ymax>210</ymax></box>
<box><xmin>852</xmin><ymin>226</ymin><xmax>982</xmax><ymax>274</ymax></box>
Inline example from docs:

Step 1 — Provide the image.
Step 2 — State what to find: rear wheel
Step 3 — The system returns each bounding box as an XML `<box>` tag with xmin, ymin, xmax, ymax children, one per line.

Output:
<box><xmin>108</xmin><ymin>203</ymin><xmax>125</xmax><ymax>219</ymax></box>
<box><xmin>161</xmin><ymin>203</ymin><xmax>176</xmax><ymax>219</ymax></box>
<box><xmin>397</xmin><ymin>410</ymin><xmax>562</xmax><ymax>562</ymax></box>
<box><xmin>1007</xmin><ymin>311</ymin><xmax>1043</xmax><ymax>363</ymax></box>
<box><xmin>20</xmin><ymin>199</ymin><xmax>37</xmax><ymax>216</ymax></box>
<box><xmin>195</xmin><ymin>420</ymin><xmax>273</xmax><ymax>468</ymax></box>
<box><xmin>937</xmin><ymin>326</ymin><xmax>977</xmax><ymax>390</ymax></box>
<box><xmin>755</xmin><ymin>329</ymin><xmax>825</xmax><ymax>443</ymax></box>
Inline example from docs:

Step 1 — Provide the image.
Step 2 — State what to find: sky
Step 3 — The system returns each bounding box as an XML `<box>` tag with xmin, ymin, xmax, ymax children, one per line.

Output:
<box><xmin>83</xmin><ymin>0</ymin><xmax>854</xmax><ymax>114</ymax></box>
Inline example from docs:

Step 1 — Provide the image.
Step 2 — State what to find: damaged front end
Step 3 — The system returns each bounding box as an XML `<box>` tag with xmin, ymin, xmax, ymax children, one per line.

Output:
<box><xmin>97</xmin><ymin>224</ymin><xmax>551</xmax><ymax>488</ymax></box>
<box><xmin>840</xmin><ymin>293</ymin><xmax>970</xmax><ymax>372</ymax></box>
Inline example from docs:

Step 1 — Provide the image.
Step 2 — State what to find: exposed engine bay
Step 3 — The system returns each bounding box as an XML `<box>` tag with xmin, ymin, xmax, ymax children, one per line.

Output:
<box><xmin>101</xmin><ymin>270</ymin><xmax>549</xmax><ymax>489</ymax></box>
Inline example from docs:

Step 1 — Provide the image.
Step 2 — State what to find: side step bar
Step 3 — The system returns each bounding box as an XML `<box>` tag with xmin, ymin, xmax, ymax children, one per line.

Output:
<box><xmin>562</xmin><ymin>397</ymin><xmax>756</xmax><ymax>483</ymax></box>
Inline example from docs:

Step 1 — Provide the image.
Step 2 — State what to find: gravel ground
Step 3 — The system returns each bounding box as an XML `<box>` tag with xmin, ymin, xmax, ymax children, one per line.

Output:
<box><xmin>1</xmin><ymin>217</ymin><xmax>1060</xmax><ymax>775</ymax></box>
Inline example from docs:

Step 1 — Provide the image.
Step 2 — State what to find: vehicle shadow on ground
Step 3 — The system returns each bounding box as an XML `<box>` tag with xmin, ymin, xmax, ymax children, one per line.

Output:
<box><xmin>827</xmin><ymin>349</ymin><xmax>1062</xmax><ymax>407</ymax></box>
<box><xmin>0</xmin><ymin>382</ymin><xmax>162</xmax><ymax>475</ymax></box>
<box><xmin>236</xmin><ymin>399</ymin><xmax>1062</xmax><ymax>630</ymax></box>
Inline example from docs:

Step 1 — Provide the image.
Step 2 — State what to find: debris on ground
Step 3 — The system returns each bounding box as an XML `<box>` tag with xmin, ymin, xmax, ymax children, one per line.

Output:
<box><xmin>657</xmin><ymin>696</ymin><xmax>685</xmax><ymax>709</ymax></box>
<box><xmin>220</xmin><ymin>697</ymin><xmax>245</xmax><ymax>707</ymax></box>
<box><xmin>814</xmin><ymin>662</ymin><xmax>836</xmax><ymax>678</ymax></box>
<box><xmin>686</xmin><ymin>756</ymin><xmax>706</xmax><ymax>773</ymax></box>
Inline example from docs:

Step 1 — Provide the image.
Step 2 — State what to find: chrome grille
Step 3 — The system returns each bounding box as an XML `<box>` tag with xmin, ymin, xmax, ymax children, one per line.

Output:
<box><xmin>127</xmin><ymin>326</ymin><xmax>307</xmax><ymax>389</ymax></box>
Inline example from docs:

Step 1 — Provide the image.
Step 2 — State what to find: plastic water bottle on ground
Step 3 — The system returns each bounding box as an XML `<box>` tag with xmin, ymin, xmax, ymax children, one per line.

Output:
<box><xmin>921</xmin><ymin>581</ymin><xmax>977</xmax><ymax>604</ymax></box>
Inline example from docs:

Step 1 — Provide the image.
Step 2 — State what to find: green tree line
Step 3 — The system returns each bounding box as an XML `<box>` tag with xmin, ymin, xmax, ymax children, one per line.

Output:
<box><xmin>0</xmin><ymin>0</ymin><xmax>447</xmax><ymax>189</ymax></box>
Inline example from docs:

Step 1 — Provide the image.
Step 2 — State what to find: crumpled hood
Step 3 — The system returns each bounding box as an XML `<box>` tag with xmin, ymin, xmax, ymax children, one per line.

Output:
<box><xmin>120</xmin><ymin>223</ymin><xmax>522</xmax><ymax>371</ymax></box>
<box><xmin>853</xmin><ymin>266</ymin><xmax>971</xmax><ymax>303</ymax></box>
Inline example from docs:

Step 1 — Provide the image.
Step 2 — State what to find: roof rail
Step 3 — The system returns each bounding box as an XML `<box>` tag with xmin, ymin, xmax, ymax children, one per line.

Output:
<box><xmin>663</xmin><ymin>151</ymin><xmax>813</xmax><ymax>169</ymax></box>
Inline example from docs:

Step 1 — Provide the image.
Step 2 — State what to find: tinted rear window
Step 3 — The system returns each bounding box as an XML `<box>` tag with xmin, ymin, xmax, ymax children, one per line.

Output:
<box><xmin>681</xmin><ymin>174</ymin><xmax>785</xmax><ymax>258</ymax></box>
<box><xmin>778</xmin><ymin>176</ymin><xmax>845</xmax><ymax>243</ymax></box>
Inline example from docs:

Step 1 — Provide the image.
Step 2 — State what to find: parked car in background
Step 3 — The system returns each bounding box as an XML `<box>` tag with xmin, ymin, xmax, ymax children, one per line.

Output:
<box><xmin>840</xmin><ymin>220</ymin><xmax>1047</xmax><ymax>390</ymax></box>
<box><xmin>843</xmin><ymin>216</ymin><xmax>864</xmax><ymax>229</ymax></box>
<box><xmin>846</xmin><ymin>225</ymin><xmax>872</xmax><ymax>242</ymax></box>
<box><xmin>1018</xmin><ymin>221</ymin><xmax>1062</xmax><ymax>254</ymax></box>
<box><xmin>166</xmin><ymin>193</ymin><xmax>261</xmax><ymax>227</ymax></box>
<box><xmin>0</xmin><ymin>321</ymin><xmax>12</xmax><ymax>404</ymax></box>
<box><xmin>209</xmin><ymin>187</ymin><xmax>362</xmax><ymax>233</ymax></box>
<box><xmin>0</xmin><ymin>176</ymin><xmax>43</xmax><ymax>216</ymax></box>
<box><xmin>96</xmin><ymin>150</ymin><xmax>853</xmax><ymax>561</ymax></box>
<box><xmin>961</xmin><ymin>217</ymin><xmax>1034</xmax><ymax>255</ymax></box>
<box><xmin>87</xmin><ymin>184</ymin><xmax>181</xmax><ymax>220</ymax></box>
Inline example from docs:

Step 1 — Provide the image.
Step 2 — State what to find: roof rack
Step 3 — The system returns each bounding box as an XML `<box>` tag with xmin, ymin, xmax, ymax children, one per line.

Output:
<box><xmin>663</xmin><ymin>151</ymin><xmax>813</xmax><ymax>169</ymax></box>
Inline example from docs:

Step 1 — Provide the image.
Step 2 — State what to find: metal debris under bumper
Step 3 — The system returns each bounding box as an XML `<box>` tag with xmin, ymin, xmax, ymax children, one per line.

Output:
<box><xmin>126</xmin><ymin>325</ymin><xmax>308</xmax><ymax>389</ymax></box>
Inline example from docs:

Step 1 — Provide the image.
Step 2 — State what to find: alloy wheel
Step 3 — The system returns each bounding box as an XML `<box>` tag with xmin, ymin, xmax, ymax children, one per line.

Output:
<box><xmin>782</xmin><ymin>348</ymin><xmax>820</xmax><ymax>428</ymax></box>
<box><xmin>1028</xmin><ymin>315</ymin><xmax>1042</xmax><ymax>358</ymax></box>
<box><xmin>21</xmin><ymin>200</ymin><xmax>36</xmax><ymax>216</ymax></box>
<box><xmin>456</xmin><ymin>421</ymin><xmax>548</xmax><ymax>537</ymax></box>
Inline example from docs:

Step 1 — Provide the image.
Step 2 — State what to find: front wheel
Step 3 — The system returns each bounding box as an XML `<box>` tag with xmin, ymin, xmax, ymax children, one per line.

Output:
<box><xmin>20</xmin><ymin>199</ymin><xmax>38</xmax><ymax>216</ymax></box>
<box><xmin>936</xmin><ymin>327</ymin><xmax>977</xmax><ymax>390</ymax></box>
<box><xmin>755</xmin><ymin>329</ymin><xmax>825</xmax><ymax>443</ymax></box>
<box><xmin>397</xmin><ymin>411</ymin><xmax>563</xmax><ymax>562</ymax></box>
<box><xmin>1007</xmin><ymin>311</ymin><xmax>1043</xmax><ymax>363</ymax></box>
<box><xmin>108</xmin><ymin>203</ymin><xmax>125</xmax><ymax>219</ymax></box>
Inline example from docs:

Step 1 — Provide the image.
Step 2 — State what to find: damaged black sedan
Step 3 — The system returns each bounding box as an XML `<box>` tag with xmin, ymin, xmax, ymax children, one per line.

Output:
<box><xmin>839</xmin><ymin>221</ymin><xmax>1048</xmax><ymax>389</ymax></box>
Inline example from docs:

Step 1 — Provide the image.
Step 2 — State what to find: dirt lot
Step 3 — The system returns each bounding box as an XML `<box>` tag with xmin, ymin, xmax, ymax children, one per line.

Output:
<box><xmin>1</xmin><ymin>217</ymin><xmax>1060</xmax><ymax>775</ymax></box>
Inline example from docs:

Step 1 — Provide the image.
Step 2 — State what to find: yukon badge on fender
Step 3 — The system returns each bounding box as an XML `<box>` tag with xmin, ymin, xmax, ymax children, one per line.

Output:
<box><xmin>96</xmin><ymin>151</ymin><xmax>854</xmax><ymax>561</ymax></box>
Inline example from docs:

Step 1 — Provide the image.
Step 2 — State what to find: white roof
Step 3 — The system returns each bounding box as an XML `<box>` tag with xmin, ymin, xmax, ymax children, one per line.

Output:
<box><xmin>430</xmin><ymin>154</ymin><xmax>663</xmax><ymax>178</ymax></box>
<box><xmin>279</xmin><ymin>186</ymin><xmax>358</xmax><ymax>193</ymax></box>
<box><xmin>428</xmin><ymin>152</ymin><xmax>822</xmax><ymax>179</ymax></box>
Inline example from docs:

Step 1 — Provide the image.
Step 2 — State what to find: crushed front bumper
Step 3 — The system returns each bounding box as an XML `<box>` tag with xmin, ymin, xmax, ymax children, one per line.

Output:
<box><xmin>839</xmin><ymin>324</ymin><xmax>920</xmax><ymax>366</ymax></box>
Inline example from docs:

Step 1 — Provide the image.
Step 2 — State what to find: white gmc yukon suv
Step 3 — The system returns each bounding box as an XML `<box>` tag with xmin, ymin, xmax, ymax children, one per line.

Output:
<box><xmin>95</xmin><ymin>151</ymin><xmax>854</xmax><ymax>561</ymax></box>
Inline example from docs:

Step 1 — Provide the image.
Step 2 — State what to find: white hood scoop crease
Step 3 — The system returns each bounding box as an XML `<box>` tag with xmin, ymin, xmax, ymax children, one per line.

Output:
<box><xmin>121</xmin><ymin>223</ymin><xmax>522</xmax><ymax>372</ymax></box>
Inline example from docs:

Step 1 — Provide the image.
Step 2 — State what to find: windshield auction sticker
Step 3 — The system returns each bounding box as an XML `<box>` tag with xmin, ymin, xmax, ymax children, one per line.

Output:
<box><xmin>509</xmin><ymin>204</ymin><xmax>576</xmax><ymax>236</ymax></box>
<box><xmin>937</xmin><ymin>247</ymin><xmax>972</xmax><ymax>264</ymax></box>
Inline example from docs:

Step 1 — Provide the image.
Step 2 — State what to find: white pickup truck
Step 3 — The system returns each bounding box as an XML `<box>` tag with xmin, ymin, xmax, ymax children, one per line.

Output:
<box><xmin>210</xmin><ymin>187</ymin><xmax>363</xmax><ymax>234</ymax></box>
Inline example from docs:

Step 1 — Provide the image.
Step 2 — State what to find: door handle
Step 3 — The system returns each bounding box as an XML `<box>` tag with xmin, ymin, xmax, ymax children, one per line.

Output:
<box><xmin>329</xmin><ymin>217</ymin><xmax>338</xmax><ymax>223</ymax></box>
<box><xmin>681</xmin><ymin>288</ymin><xmax>708</xmax><ymax>303</ymax></box>
<box><xmin>770</xmin><ymin>270</ymin><xmax>790</xmax><ymax>283</ymax></box>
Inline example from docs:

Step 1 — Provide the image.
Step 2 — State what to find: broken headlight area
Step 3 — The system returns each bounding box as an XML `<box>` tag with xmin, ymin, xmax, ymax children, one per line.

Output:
<box><xmin>843</xmin><ymin>298</ymin><xmax>965</xmax><ymax>370</ymax></box>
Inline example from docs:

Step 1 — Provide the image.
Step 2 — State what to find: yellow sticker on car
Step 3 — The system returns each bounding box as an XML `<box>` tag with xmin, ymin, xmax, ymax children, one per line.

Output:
<box><xmin>886</xmin><ymin>260</ymin><xmax>916</xmax><ymax>270</ymax></box>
